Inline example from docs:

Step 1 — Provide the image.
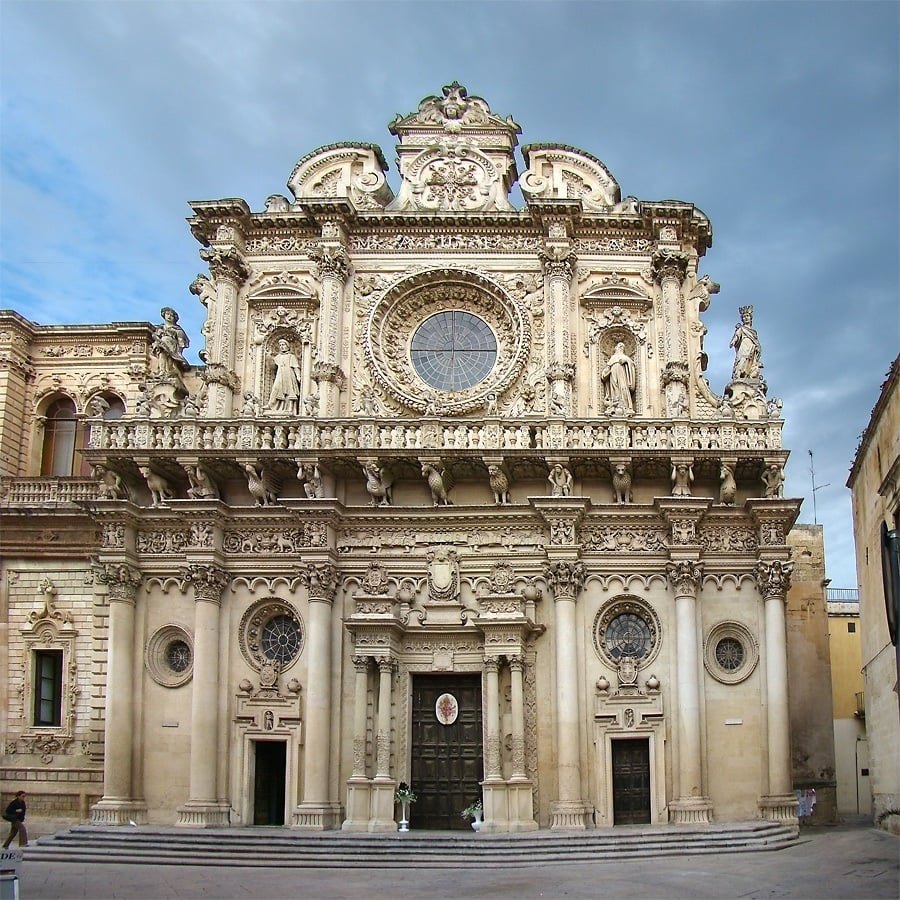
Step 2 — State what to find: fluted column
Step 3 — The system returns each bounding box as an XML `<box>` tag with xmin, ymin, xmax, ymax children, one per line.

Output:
<box><xmin>484</xmin><ymin>656</ymin><xmax>502</xmax><ymax>779</ymax></box>
<box><xmin>294</xmin><ymin>562</ymin><xmax>342</xmax><ymax>829</ymax></box>
<box><xmin>666</xmin><ymin>560</ymin><xmax>713</xmax><ymax>823</ymax></box>
<box><xmin>176</xmin><ymin>565</ymin><xmax>230</xmax><ymax>827</ymax></box>
<box><xmin>309</xmin><ymin>235</ymin><xmax>349</xmax><ymax>417</ymax></box>
<box><xmin>546</xmin><ymin>559</ymin><xmax>591</xmax><ymax>829</ymax></box>
<box><xmin>90</xmin><ymin>563</ymin><xmax>147</xmax><ymax>824</ymax></box>
<box><xmin>756</xmin><ymin>560</ymin><xmax>799</xmax><ymax>823</ymax></box>
<box><xmin>198</xmin><ymin>245</ymin><xmax>248</xmax><ymax>417</ymax></box>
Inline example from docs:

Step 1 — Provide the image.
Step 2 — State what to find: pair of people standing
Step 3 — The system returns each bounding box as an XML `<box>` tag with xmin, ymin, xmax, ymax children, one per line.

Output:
<box><xmin>2</xmin><ymin>790</ymin><xmax>27</xmax><ymax>848</ymax></box>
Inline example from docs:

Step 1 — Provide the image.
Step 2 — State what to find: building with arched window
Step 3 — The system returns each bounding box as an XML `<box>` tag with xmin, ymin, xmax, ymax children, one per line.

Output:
<box><xmin>2</xmin><ymin>84</ymin><xmax>817</xmax><ymax>834</ymax></box>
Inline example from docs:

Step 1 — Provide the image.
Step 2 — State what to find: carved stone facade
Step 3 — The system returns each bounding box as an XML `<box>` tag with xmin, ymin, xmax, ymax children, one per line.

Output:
<box><xmin>1</xmin><ymin>84</ymin><xmax>805</xmax><ymax>832</ymax></box>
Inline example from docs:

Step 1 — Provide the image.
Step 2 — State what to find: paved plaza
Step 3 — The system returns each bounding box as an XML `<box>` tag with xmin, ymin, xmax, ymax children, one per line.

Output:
<box><xmin>12</xmin><ymin>819</ymin><xmax>899</xmax><ymax>899</ymax></box>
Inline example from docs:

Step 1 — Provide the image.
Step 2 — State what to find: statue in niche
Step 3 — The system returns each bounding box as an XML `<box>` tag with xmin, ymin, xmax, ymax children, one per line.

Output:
<box><xmin>671</xmin><ymin>463</ymin><xmax>694</xmax><ymax>497</ymax></box>
<box><xmin>761</xmin><ymin>464</ymin><xmax>784</xmax><ymax>498</ymax></box>
<box><xmin>266</xmin><ymin>339</ymin><xmax>303</xmax><ymax>415</ymax></box>
<box><xmin>601</xmin><ymin>342</ymin><xmax>636</xmax><ymax>415</ymax></box>
<box><xmin>547</xmin><ymin>463</ymin><xmax>573</xmax><ymax>497</ymax></box>
<box><xmin>730</xmin><ymin>305</ymin><xmax>763</xmax><ymax>381</ymax></box>
<box><xmin>151</xmin><ymin>307</ymin><xmax>190</xmax><ymax>376</ymax></box>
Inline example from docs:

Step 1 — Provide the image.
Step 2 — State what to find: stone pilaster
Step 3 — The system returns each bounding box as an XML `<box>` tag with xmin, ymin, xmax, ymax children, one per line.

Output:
<box><xmin>293</xmin><ymin>561</ymin><xmax>342</xmax><ymax>829</ymax></box>
<box><xmin>90</xmin><ymin>562</ymin><xmax>148</xmax><ymax>825</ymax></box>
<box><xmin>650</xmin><ymin>248</ymin><xmax>689</xmax><ymax>368</ymax></box>
<box><xmin>666</xmin><ymin>559</ymin><xmax>713</xmax><ymax>824</ymax></box>
<box><xmin>176</xmin><ymin>564</ymin><xmax>231</xmax><ymax>827</ymax></box>
<box><xmin>540</xmin><ymin>241</ymin><xmax>577</xmax><ymax>415</ymax></box>
<box><xmin>756</xmin><ymin>559</ymin><xmax>799</xmax><ymax>826</ymax></box>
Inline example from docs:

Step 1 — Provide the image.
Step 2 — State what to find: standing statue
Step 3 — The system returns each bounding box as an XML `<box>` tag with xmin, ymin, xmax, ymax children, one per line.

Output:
<box><xmin>761</xmin><ymin>464</ymin><xmax>784</xmax><ymax>498</ymax></box>
<box><xmin>267</xmin><ymin>339</ymin><xmax>303</xmax><ymax>414</ymax></box>
<box><xmin>151</xmin><ymin>307</ymin><xmax>190</xmax><ymax>376</ymax></box>
<box><xmin>730</xmin><ymin>305</ymin><xmax>763</xmax><ymax>381</ymax></box>
<box><xmin>601</xmin><ymin>342</ymin><xmax>636</xmax><ymax>415</ymax></box>
<box><xmin>547</xmin><ymin>464</ymin><xmax>573</xmax><ymax>497</ymax></box>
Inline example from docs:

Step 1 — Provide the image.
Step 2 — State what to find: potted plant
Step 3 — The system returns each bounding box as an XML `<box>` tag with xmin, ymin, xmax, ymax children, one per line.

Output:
<box><xmin>395</xmin><ymin>782</ymin><xmax>417</xmax><ymax>832</ymax></box>
<box><xmin>461</xmin><ymin>798</ymin><xmax>484</xmax><ymax>831</ymax></box>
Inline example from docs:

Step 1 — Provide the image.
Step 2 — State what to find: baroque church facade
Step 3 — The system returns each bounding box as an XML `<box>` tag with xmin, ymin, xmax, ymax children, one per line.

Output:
<box><xmin>0</xmin><ymin>84</ymin><xmax>801</xmax><ymax>832</ymax></box>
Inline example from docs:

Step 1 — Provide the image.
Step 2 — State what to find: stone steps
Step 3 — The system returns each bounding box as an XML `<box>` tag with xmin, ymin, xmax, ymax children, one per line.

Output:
<box><xmin>27</xmin><ymin>821</ymin><xmax>798</xmax><ymax>867</ymax></box>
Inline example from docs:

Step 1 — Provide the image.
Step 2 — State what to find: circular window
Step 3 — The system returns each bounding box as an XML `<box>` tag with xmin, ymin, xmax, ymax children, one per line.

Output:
<box><xmin>239</xmin><ymin>599</ymin><xmax>304</xmax><ymax>672</ymax></box>
<box><xmin>704</xmin><ymin>622</ymin><xmax>758</xmax><ymax>684</ymax></box>
<box><xmin>593</xmin><ymin>597</ymin><xmax>661</xmax><ymax>667</ymax></box>
<box><xmin>410</xmin><ymin>311</ymin><xmax>497</xmax><ymax>390</ymax></box>
<box><xmin>146</xmin><ymin>625</ymin><xmax>194</xmax><ymax>688</ymax></box>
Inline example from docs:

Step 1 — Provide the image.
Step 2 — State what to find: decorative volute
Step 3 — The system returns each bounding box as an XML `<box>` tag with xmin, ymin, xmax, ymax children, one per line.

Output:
<box><xmin>287</xmin><ymin>142</ymin><xmax>394</xmax><ymax>210</ymax></box>
<box><xmin>520</xmin><ymin>144</ymin><xmax>622</xmax><ymax>211</ymax></box>
<box><xmin>386</xmin><ymin>81</ymin><xmax>521</xmax><ymax>212</ymax></box>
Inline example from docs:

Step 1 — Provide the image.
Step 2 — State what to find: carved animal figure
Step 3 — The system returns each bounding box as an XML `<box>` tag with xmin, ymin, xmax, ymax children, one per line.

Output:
<box><xmin>422</xmin><ymin>463</ymin><xmax>452</xmax><ymax>506</ymax></box>
<box><xmin>364</xmin><ymin>463</ymin><xmax>393</xmax><ymax>507</ymax></box>
<box><xmin>611</xmin><ymin>464</ymin><xmax>633</xmax><ymax>504</ymax></box>
<box><xmin>487</xmin><ymin>465</ymin><xmax>510</xmax><ymax>505</ymax></box>
<box><xmin>719</xmin><ymin>464</ymin><xmax>737</xmax><ymax>505</ymax></box>
<box><xmin>138</xmin><ymin>466</ymin><xmax>174</xmax><ymax>507</ymax></box>
<box><xmin>244</xmin><ymin>463</ymin><xmax>277</xmax><ymax>506</ymax></box>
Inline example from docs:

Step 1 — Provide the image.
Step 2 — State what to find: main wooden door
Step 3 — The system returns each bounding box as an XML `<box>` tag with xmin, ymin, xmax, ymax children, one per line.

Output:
<box><xmin>253</xmin><ymin>740</ymin><xmax>286</xmax><ymax>825</ymax></box>
<box><xmin>612</xmin><ymin>738</ymin><xmax>651</xmax><ymax>824</ymax></box>
<box><xmin>410</xmin><ymin>674</ymin><xmax>483</xmax><ymax>830</ymax></box>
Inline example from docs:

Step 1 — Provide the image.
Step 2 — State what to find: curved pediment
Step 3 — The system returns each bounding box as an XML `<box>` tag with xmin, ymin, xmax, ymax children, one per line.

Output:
<box><xmin>287</xmin><ymin>142</ymin><xmax>393</xmax><ymax>210</ymax></box>
<box><xmin>520</xmin><ymin>144</ymin><xmax>621</xmax><ymax>211</ymax></box>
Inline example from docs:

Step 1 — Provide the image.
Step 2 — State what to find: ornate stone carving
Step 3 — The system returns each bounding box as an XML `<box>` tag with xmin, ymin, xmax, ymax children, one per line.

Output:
<box><xmin>359</xmin><ymin>562</ymin><xmax>390</xmax><ymax>596</ymax></box>
<box><xmin>719</xmin><ymin>463</ymin><xmax>736</xmax><ymax>505</ymax></box>
<box><xmin>761</xmin><ymin>464</ymin><xmax>785</xmax><ymax>498</ymax></box>
<box><xmin>421</xmin><ymin>462</ymin><xmax>452</xmax><ymax>506</ymax></box>
<box><xmin>650</xmin><ymin>249</ymin><xmax>689</xmax><ymax>284</ymax></box>
<box><xmin>298</xmin><ymin>563</ymin><xmax>339</xmax><ymax>602</ymax></box>
<box><xmin>730</xmin><ymin>305</ymin><xmax>763</xmax><ymax>381</ymax></box>
<box><xmin>487</xmin><ymin>465</ymin><xmax>510</xmax><ymax>505</ymax></box>
<box><xmin>186</xmin><ymin>464</ymin><xmax>219</xmax><ymax>500</ymax></box>
<box><xmin>539</xmin><ymin>247</ymin><xmax>576</xmax><ymax>280</ymax></box>
<box><xmin>671</xmin><ymin>463</ymin><xmax>694</xmax><ymax>496</ymax></box>
<box><xmin>581</xmin><ymin>527</ymin><xmax>667</xmax><ymax>552</ymax></box>
<box><xmin>179</xmin><ymin>565</ymin><xmax>229</xmax><ymax>602</ymax></box>
<box><xmin>92</xmin><ymin>562</ymin><xmax>142</xmax><ymax>601</ymax></box>
<box><xmin>755</xmin><ymin>560</ymin><xmax>793</xmax><ymax>598</ymax></box>
<box><xmin>427</xmin><ymin>547</ymin><xmax>459</xmax><ymax>603</ymax></box>
<box><xmin>547</xmin><ymin>464</ymin><xmax>573</xmax><ymax>497</ymax></box>
<box><xmin>199</xmin><ymin>246</ymin><xmax>249</xmax><ymax>284</ymax></box>
<box><xmin>601</xmin><ymin>342</ymin><xmax>636</xmax><ymax>416</ymax></box>
<box><xmin>308</xmin><ymin>244</ymin><xmax>350</xmax><ymax>283</ymax></box>
<box><xmin>287</xmin><ymin>142</ymin><xmax>392</xmax><ymax>209</ymax></box>
<box><xmin>243</xmin><ymin>462</ymin><xmax>278</xmax><ymax>506</ymax></box>
<box><xmin>544</xmin><ymin>560</ymin><xmax>585</xmax><ymax>597</ymax></box>
<box><xmin>138</xmin><ymin>466</ymin><xmax>174</xmax><ymax>507</ymax></box>
<box><xmin>363</xmin><ymin>461</ymin><xmax>393</xmax><ymax>506</ymax></box>
<box><xmin>611</xmin><ymin>463</ymin><xmax>633</xmax><ymax>504</ymax></box>
<box><xmin>666</xmin><ymin>560</ymin><xmax>704</xmax><ymax>596</ymax></box>
<box><xmin>520</xmin><ymin>144</ymin><xmax>620</xmax><ymax>210</ymax></box>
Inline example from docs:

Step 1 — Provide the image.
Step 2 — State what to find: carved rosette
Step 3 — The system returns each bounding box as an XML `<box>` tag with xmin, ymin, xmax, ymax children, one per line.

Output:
<box><xmin>544</xmin><ymin>560</ymin><xmax>585</xmax><ymax>599</ymax></box>
<box><xmin>489</xmin><ymin>561</ymin><xmax>515</xmax><ymax>595</ymax></box>
<box><xmin>650</xmin><ymin>249</ymin><xmax>689</xmax><ymax>284</ymax></box>
<box><xmin>755</xmin><ymin>560</ymin><xmax>793</xmax><ymax>600</ymax></box>
<box><xmin>92</xmin><ymin>562</ymin><xmax>142</xmax><ymax>603</ymax></box>
<box><xmin>298</xmin><ymin>562</ymin><xmax>340</xmax><ymax>602</ymax></box>
<box><xmin>665</xmin><ymin>560</ymin><xmax>704</xmax><ymax>597</ymax></box>
<box><xmin>179</xmin><ymin>564</ymin><xmax>230</xmax><ymax>603</ymax></box>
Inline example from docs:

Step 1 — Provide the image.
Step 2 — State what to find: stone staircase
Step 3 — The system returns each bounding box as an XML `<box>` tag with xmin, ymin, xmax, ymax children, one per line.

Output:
<box><xmin>27</xmin><ymin>821</ymin><xmax>798</xmax><ymax>867</ymax></box>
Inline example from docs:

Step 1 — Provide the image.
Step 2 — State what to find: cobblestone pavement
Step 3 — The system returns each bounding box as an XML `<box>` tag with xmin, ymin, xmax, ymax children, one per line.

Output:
<box><xmin>16</xmin><ymin>820</ymin><xmax>899</xmax><ymax>899</ymax></box>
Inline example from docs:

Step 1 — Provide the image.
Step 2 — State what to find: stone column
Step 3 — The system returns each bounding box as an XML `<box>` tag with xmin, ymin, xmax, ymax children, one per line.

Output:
<box><xmin>545</xmin><ymin>559</ymin><xmax>592</xmax><ymax>829</ymax></box>
<box><xmin>756</xmin><ymin>559</ymin><xmax>799</xmax><ymax>824</ymax></box>
<box><xmin>666</xmin><ymin>560</ymin><xmax>713</xmax><ymax>823</ymax></box>
<box><xmin>540</xmin><ymin>242</ymin><xmax>577</xmax><ymax>415</ymax></box>
<box><xmin>505</xmin><ymin>653</ymin><xmax>538</xmax><ymax>833</ymax></box>
<box><xmin>651</xmin><ymin>249</ymin><xmax>693</xmax><ymax>417</ymax></box>
<box><xmin>90</xmin><ymin>563</ymin><xmax>147</xmax><ymax>825</ymax></box>
<box><xmin>367</xmin><ymin>656</ymin><xmax>397</xmax><ymax>832</ymax></box>
<box><xmin>199</xmin><ymin>245</ymin><xmax>249</xmax><ymax>418</ymax></box>
<box><xmin>309</xmin><ymin>233</ymin><xmax>349</xmax><ymax>417</ymax></box>
<box><xmin>176</xmin><ymin>565</ymin><xmax>230</xmax><ymax>827</ymax></box>
<box><xmin>342</xmin><ymin>656</ymin><xmax>372</xmax><ymax>832</ymax></box>
<box><xmin>293</xmin><ymin>562</ymin><xmax>342</xmax><ymax>829</ymax></box>
<box><xmin>484</xmin><ymin>657</ymin><xmax>502</xmax><ymax>780</ymax></box>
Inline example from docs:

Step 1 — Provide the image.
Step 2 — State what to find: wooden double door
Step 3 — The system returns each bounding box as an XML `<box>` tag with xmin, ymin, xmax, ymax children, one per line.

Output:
<box><xmin>612</xmin><ymin>738</ymin><xmax>651</xmax><ymax>824</ymax></box>
<box><xmin>410</xmin><ymin>674</ymin><xmax>483</xmax><ymax>830</ymax></box>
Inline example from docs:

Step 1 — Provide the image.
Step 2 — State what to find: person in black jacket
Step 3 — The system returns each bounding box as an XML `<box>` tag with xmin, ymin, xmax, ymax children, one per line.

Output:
<box><xmin>2</xmin><ymin>791</ymin><xmax>27</xmax><ymax>848</ymax></box>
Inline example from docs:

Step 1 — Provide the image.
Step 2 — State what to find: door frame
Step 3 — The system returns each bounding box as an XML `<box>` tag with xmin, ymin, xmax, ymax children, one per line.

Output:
<box><xmin>610</xmin><ymin>736</ymin><xmax>652</xmax><ymax>825</ymax></box>
<box><xmin>251</xmin><ymin>738</ymin><xmax>288</xmax><ymax>826</ymax></box>
<box><xmin>235</xmin><ymin>731</ymin><xmax>299</xmax><ymax>827</ymax></box>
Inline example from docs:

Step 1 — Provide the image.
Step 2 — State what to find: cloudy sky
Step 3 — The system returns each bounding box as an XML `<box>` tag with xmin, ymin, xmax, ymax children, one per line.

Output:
<box><xmin>1</xmin><ymin>1</ymin><xmax>897</xmax><ymax>587</ymax></box>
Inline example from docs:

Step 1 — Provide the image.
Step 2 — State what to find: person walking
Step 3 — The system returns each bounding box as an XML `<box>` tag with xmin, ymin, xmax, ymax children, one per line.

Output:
<box><xmin>2</xmin><ymin>790</ymin><xmax>27</xmax><ymax>848</ymax></box>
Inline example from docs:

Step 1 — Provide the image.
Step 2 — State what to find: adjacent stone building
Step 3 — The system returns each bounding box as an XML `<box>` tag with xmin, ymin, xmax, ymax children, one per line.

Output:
<box><xmin>1</xmin><ymin>84</ymin><xmax>803</xmax><ymax>833</ymax></box>
<box><xmin>847</xmin><ymin>354</ymin><xmax>900</xmax><ymax>832</ymax></box>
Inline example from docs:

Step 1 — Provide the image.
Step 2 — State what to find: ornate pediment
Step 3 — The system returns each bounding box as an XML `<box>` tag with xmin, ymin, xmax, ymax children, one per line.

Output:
<box><xmin>520</xmin><ymin>144</ymin><xmax>621</xmax><ymax>211</ymax></box>
<box><xmin>287</xmin><ymin>142</ymin><xmax>393</xmax><ymax>210</ymax></box>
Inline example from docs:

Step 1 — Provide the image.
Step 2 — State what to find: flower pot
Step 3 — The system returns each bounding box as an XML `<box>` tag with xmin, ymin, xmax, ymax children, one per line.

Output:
<box><xmin>398</xmin><ymin>798</ymin><xmax>410</xmax><ymax>832</ymax></box>
<box><xmin>470</xmin><ymin>809</ymin><xmax>483</xmax><ymax>831</ymax></box>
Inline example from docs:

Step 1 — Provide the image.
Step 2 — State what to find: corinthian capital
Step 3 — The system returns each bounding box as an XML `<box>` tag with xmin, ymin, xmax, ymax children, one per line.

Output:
<box><xmin>298</xmin><ymin>562</ymin><xmax>340</xmax><ymax>601</ymax></box>
<box><xmin>92</xmin><ymin>562</ymin><xmax>143</xmax><ymax>602</ymax></box>
<box><xmin>650</xmin><ymin>248</ymin><xmax>689</xmax><ymax>284</ymax></box>
<box><xmin>179</xmin><ymin>564</ymin><xmax>230</xmax><ymax>602</ymax></box>
<box><xmin>539</xmin><ymin>247</ymin><xmax>576</xmax><ymax>280</ymax></box>
<box><xmin>199</xmin><ymin>246</ymin><xmax>249</xmax><ymax>284</ymax></box>
<box><xmin>755</xmin><ymin>560</ymin><xmax>793</xmax><ymax>599</ymax></box>
<box><xmin>544</xmin><ymin>559</ymin><xmax>585</xmax><ymax>598</ymax></box>
<box><xmin>666</xmin><ymin>560</ymin><xmax>704</xmax><ymax>596</ymax></box>
<box><xmin>309</xmin><ymin>243</ymin><xmax>350</xmax><ymax>282</ymax></box>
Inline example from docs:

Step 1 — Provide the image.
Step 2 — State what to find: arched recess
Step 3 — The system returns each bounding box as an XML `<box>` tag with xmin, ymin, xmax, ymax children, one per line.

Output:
<box><xmin>40</xmin><ymin>395</ymin><xmax>81</xmax><ymax>476</ymax></box>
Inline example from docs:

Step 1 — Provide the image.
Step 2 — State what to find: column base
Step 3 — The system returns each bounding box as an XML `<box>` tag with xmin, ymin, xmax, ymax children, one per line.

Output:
<box><xmin>669</xmin><ymin>797</ymin><xmax>713</xmax><ymax>824</ymax></box>
<box><xmin>341</xmin><ymin>778</ymin><xmax>372</xmax><ymax>832</ymax></box>
<box><xmin>367</xmin><ymin>779</ymin><xmax>398</xmax><ymax>832</ymax></box>
<box><xmin>291</xmin><ymin>801</ymin><xmax>343</xmax><ymax>830</ymax></box>
<box><xmin>89</xmin><ymin>799</ymin><xmax>148</xmax><ymax>826</ymax></box>
<box><xmin>175</xmin><ymin>801</ymin><xmax>231</xmax><ymax>827</ymax></box>
<box><xmin>549</xmin><ymin>800</ymin><xmax>593</xmax><ymax>830</ymax></box>
<box><xmin>758</xmin><ymin>793</ymin><xmax>799</xmax><ymax>826</ymax></box>
<box><xmin>480</xmin><ymin>781</ymin><xmax>508</xmax><ymax>834</ymax></box>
